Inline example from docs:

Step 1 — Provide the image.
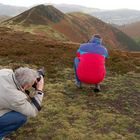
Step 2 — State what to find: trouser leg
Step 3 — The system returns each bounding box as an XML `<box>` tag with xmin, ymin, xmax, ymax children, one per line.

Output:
<box><xmin>74</xmin><ymin>57</ymin><xmax>81</xmax><ymax>83</ymax></box>
<box><xmin>0</xmin><ymin>111</ymin><xmax>27</xmax><ymax>139</ymax></box>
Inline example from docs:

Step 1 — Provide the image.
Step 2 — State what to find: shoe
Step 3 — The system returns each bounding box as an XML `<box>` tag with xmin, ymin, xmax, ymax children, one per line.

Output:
<box><xmin>75</xmin><ymin>81</ymin><xmax>82</xmax><ymax>88</ymax></box>
<box><xmin>94</xmin><ymin>84</ymin><xmax>101</xmax><ymax>92</ymax></box>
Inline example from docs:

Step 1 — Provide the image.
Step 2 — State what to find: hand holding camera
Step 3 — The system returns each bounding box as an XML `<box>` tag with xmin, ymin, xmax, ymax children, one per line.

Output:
<box><xmin>36</xmin><ymin>75</ymin><xmax>44</xmax><ymax>91</ymax></box>
<box><xmin>32</xmin><ymin>67</ymin><xmax>45</xmax><ymax>91</ymax></box>
<box><xmin>25</xmin><ymin>68</ymin><xmax>45</xmax><ymax>95</ymax></box>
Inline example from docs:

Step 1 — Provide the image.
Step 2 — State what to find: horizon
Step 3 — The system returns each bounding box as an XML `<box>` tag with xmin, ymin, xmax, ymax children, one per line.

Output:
<box><xmin>0</xmin><ymin>0</ymin><xmax>140</xmax><ymax>11</ymax></box>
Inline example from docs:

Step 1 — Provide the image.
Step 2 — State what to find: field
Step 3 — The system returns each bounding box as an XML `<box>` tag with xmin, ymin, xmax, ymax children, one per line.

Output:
<box><xmin>0</xmin><ymin>27</ymin><xmax>140</xmax><ymax>140</ymax></box>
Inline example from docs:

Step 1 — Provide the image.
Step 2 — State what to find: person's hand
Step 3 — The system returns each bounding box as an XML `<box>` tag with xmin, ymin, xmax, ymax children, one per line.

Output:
<box><xmin>36</xmin><ymin>76</ymin><xmax>44</xmax><ymax>91</ymax></box>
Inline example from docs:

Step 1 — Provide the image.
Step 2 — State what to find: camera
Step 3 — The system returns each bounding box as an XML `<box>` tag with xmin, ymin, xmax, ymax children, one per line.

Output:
<box><xmin>32</xmin><ymin>67</ymin><xmax>45</xmax><ymax>89</ymax></box>
<box><xmin>24</xmin><ymin>67</ymin><xmax>45</xmax><ymax>96</ymax></box>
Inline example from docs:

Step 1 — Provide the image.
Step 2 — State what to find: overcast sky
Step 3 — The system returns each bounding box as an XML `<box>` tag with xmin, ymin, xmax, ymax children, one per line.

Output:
<box><xmin>0</xmin><ymin>0</ymin><xmax>140</xmax><ymax>10</ymax></box>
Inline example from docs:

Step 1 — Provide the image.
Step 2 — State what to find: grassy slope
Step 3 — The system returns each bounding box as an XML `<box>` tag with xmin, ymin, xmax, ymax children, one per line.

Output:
<box><xmin>3</xmin><ymin>24</ymin><xmax>69</xmax><ymax>42</ymax></box>
<box><xmin>0</xmin><ymin>28</ymin><xmax>140</xmax><ymax>140</ymax></box>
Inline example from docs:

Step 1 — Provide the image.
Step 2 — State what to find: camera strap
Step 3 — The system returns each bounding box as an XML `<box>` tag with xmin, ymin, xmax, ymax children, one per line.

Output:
<box><xmin>30</xmin><ymin>97</ymin><xmax>42</xmax><ymax>111</ymax></box>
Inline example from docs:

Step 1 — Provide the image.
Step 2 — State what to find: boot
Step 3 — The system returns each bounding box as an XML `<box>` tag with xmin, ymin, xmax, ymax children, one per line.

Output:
<box><xmin>94</xmin><ymin>84</ymin><xmax>101</xmax><ymax>92</ymax></box>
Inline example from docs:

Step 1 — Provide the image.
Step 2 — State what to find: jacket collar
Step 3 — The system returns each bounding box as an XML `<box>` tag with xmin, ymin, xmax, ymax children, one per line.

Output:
<box><xmin>89</xmin><ymin>37</ymin><xmax>102</xmax><ymax>45</ymax></box>
<box><xmin>12</xmin><ymin>73</ymin><xmax>24</xmax><ymax>91</ymax></box>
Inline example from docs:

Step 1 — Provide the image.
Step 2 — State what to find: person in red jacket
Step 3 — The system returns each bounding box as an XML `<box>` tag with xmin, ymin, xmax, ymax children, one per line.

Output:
<box><xmin>74</xmin><ymin>34</ymin><xmax>109</xmax><ymax>92</ymax></box>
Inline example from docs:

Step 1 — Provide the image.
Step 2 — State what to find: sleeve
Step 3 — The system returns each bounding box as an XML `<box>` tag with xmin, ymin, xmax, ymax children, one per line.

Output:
<box><xmin>30</xmin><ymin>90</ymin><xmax>44</xmax><ymax>111</ymax></box>
<box><xmin>76</xmin><ymin>45</ymin><xmax>86</xmax><ymax>57</ymax></box>
<box><xmin>104</xmin><ymin>48</ymin><xmax>109</xmax><ymax>59</ymax></box>
<box><xmin>6</xmin><ymin>89</ymin><xmax>44</xmax><ymax>117</ymax></box>
<box><xmin>76</xmin><ymin>48</ymin><xmax>81</xmax><ymax>57</ymax></box>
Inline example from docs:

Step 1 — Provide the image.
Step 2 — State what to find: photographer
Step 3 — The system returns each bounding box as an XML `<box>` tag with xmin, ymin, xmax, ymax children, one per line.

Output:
<box><xmin>0</xmin><ymin>67</ymin><xmax>45</xmax><ymax>140</ymax></box>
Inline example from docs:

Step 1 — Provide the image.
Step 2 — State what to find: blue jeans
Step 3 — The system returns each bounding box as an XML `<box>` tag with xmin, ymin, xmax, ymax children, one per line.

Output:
<box><xmin>74</xmin><ymin>57</ymin><xmax>81</xmax><ymax>83</ymax></box>
<box><xmin>0</xmin><ymin>111</ymin><xmax>27</xmax><ymax>139</ymax></box>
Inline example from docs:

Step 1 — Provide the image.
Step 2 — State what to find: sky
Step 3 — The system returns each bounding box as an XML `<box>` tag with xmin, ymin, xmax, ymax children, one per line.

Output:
<box><xmin>0</xmin><ymin>0</ymin><xmax>140</xmax><ymax>10</ymax></box>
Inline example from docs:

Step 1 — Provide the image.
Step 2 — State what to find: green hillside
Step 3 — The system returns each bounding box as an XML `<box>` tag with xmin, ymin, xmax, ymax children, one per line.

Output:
<box><xmin>0</xmin><ymin>27</ymin><xmax>140</xmax><ymax>140</ymax></box>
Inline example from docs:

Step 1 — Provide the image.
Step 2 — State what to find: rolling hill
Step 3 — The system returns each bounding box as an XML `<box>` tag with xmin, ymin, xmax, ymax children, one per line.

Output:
<box><xmin>1</xmin><ymin>3</ymin><xmax>140</xmax><ymax>26</ymax></box>
<box><xmin>119</xmin><ymin>21</ymin><xmax>140</xmax><ymax>46</ymax></box>
<box><xmin>2</xmin><ymin>4</ymin><xmax>140</xmax><ymax>51</ymax></box>
<box><xmin>119</xmin><ymin>21</ymin><xmax>140</xmax><ymax>41</ymax></box>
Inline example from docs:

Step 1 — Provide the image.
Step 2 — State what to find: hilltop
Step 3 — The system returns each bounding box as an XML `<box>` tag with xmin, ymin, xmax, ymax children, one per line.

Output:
<box><xmin>2</xmin><ymin>5</ymin><xmax>140</xmax><ymax>51</ymax></box>
<box><xmin>5</xmin><ymin>5</ymin><xmax>65</xmax><ymax>25</ymax></box>
<box><xmin>0</xmin><ymin>27</ymin><xmax>140</xmax><ymax>140</ymax></box>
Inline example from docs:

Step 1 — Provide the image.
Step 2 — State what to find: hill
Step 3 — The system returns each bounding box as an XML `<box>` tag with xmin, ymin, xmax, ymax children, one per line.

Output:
<box><xmin>119</xmin><ymin>21</ymin><xmax>140</xmax><ymax>44</ymax></box>
<box><xmin>65</xmin><ymin>12</ymin><xmax>140</xmax><ymax>51</ymax></box>
<box><xmin>0</xmin><ymin>27</ymin><xmax>140</xmax><ymax>140</ymax></box>
<box><xmin>2</xmin><ymin>5</ymin><xmax>140</xmax><ymax>51</ymax></box>
<box><xmin>1</xmin><ymin>3</ymin><xmax>140</xmax><ymax>26</ymax></box>
<box><xmin>6</xmin><ymin>5</ymin><xmax>65</xmax><ymax>25</ymax></box>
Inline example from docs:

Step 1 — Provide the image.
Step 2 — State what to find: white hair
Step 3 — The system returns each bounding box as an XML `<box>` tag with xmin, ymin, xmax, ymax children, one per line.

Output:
<box><xmin>14</xmin><ymin>67</ymin><xmax>38</xmax><ymax>86</ymax></box>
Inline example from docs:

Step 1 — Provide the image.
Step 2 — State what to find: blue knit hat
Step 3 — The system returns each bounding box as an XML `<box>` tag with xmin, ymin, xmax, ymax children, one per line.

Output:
<box><xmin>89</xmin><ymin>34</ymin><xmax>102</xmax><ymax>44</ymax></box>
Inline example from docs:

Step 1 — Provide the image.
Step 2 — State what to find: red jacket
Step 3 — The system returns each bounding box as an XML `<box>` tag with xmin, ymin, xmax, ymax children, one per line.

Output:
<box><xmin>77</xmin><ymin>53</ymin><xmax>106</xmax><ymax>84</ymax></box>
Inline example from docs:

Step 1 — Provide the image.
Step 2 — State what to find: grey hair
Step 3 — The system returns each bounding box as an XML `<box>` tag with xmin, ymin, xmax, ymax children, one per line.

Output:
<box><xmin>14</xmin><ymin>67</ymin><xmax>38</xmax><ymax>86</ymax></box>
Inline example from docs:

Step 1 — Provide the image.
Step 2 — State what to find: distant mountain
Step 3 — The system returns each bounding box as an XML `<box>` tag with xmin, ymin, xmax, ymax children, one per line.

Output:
<box><xmin>51</xmin><ymin>3</ymin><xmax>101</xmax><ymax>13</ymax></box>
<box><xmin>0</xmin><ymin>3</ymin><xmax>27</xmax><ymax>16</ymax></box>
<box><xmin>50</xmin><ymin>4</ymin><xmax>140</xmax><ymax>25</ymax></box>
<box><xmin>91</xmin><ymin>9</ymin><xmax>140</xmax><ymax>25</ymax></box>
<box><xmin>3</xmin><ymin>5</ymin><xmax>140</xmax><ymax>51</ymax></box>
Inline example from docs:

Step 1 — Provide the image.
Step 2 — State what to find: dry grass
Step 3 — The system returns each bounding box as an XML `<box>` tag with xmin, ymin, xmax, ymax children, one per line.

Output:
<box><xmin>0</xmin><ymin>27</ymin><xmax>139</xmax><ymax>140</ymax></box>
